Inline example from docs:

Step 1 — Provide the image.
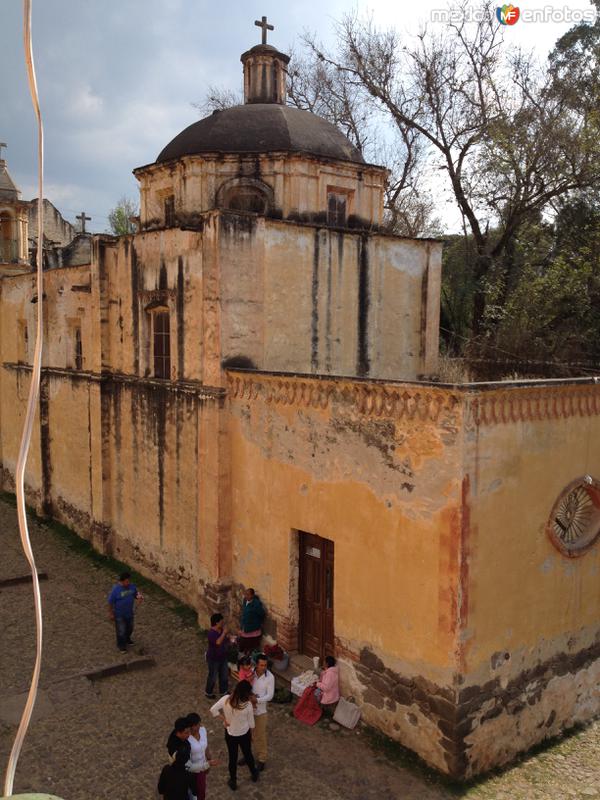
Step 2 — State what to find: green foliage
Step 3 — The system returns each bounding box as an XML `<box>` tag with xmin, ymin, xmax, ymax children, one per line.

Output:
<box><xmin>442</xmin><ymin>193</ymin><xmax>600</xmax><ymax>374</ymax></box>
<box><xmin>494</xmin><ymin>197</ymin><xmax>600</xmax><ymax>364</ymax></box>
<box><xmin>107</xmin><ymin>196</ymin><xmax>138</xmax><ymax>236</ymax></box>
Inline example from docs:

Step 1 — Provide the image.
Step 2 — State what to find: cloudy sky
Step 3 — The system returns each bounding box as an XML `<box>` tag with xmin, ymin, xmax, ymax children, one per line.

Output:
<box><xmin>2</xmin><ymin>0</ymin><xmax>596</xmax><ymax>233</ymax></box>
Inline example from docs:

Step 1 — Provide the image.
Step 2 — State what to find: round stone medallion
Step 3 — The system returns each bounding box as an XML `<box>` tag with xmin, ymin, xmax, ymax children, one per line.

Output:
<box><xmin>547</xmin><ymin>477</ymin><xmax>600</xmax><ymax>556</ymax></box>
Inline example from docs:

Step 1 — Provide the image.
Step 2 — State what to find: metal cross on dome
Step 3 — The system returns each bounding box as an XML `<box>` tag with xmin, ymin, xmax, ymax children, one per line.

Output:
<box><xmin>254</xmin><ymin>15</ymin><xmax>274</xmax><ymax>45</ymax></box>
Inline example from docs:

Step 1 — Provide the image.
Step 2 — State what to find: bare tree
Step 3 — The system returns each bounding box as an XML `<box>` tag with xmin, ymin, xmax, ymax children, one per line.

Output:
<box><xmin>287</xmin><ymin>49</ymin><xmax>440</xmax><ymax>236</ymax></box>
<box><xmin>193</xmin><ymin>49</ymin><xmax>440</xmax><ymax>237</ymax></box>
<box><xmin>308</xmin><ymin>1</ymin><xmax>600</xmax><ymax>331</ymax></box>
<box><xmin>287</xmin><ymin>49</ymin><xmax>372</xmax><ymax>153</ymax></box>
<box><xmin>193</xmin><ymin>86</ymin><xmax>243</xmax><ymax>116</ymax></box>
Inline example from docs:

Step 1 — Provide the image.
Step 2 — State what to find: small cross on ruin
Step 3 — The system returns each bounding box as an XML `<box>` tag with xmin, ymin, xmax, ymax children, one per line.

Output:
<box><xmin>76</xmin><ymin>211</ymin><xmax>91</xmax><ymax>233</ymax></box>
<box><xmin>254</xmin><ymin>15</ymin><xmax>274</xmax><ymax>45</ymax></box>
<box><xmin>0</xmin><ymin>143</ymin><xmax>7</xmax><ymax>162</ymax></box>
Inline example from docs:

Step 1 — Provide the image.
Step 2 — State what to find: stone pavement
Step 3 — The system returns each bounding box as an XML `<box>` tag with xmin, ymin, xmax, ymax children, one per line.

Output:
<box><xmin>0</xmin><ymin>498</ymin><xmax>599</xmax><ymax>800</ymax></box>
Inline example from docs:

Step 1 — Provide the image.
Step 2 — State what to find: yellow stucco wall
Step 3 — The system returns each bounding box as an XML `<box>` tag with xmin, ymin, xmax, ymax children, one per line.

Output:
<box><xmin>227</xmin><ymin>371</ymin><xmax>464</xmax><ymax>680</ymax></box>
<box><xmin>458</xmin><ymin>384</ymin><xmax>600</xmax><ymax>774</ymax></box>
<box><xmin>4</xmin><ymin>198</ymin><xmax>599</xmax><ymax>777</ymax></box>
<box><xmin>218</xmin><ymin>216</ymin><xmax>441</xmax><ymax>380</ymax></box>
<box><xmin>465</xmin><ymin>387</ymin><xmax>600</xmax><ymax>672</ymax></box>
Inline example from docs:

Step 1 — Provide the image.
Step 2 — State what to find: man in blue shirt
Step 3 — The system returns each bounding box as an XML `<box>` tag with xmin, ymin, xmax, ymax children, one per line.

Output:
<box><xmin>107</xmin><ymin>571</ymin><xmax>142</xmax><ymax>653</ymax></box>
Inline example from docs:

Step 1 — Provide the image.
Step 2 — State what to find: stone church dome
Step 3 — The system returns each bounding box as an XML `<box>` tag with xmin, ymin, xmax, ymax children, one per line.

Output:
<box><xmin>156</xmin><ymin>29</ymin><xmax>364</xmax><ymax>167</ymax></box>
<box><xmin>156</xmin><ymin>104</ymin><xmax>365</xmax><ymax>165</ymax></box>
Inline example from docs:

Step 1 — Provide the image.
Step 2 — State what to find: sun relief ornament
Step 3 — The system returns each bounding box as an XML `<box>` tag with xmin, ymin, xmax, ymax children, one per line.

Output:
<box><xmin>547</xmin><ymin>477</ymin><xmax>600</xmax><ymax>556</ymax></box>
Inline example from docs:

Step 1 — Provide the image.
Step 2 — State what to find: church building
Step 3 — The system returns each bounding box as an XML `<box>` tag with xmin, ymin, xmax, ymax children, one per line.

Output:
<box><xmin>1</xmin><ymin>21</ymin><xmax>600</xmax><ymax>780</ymax></box>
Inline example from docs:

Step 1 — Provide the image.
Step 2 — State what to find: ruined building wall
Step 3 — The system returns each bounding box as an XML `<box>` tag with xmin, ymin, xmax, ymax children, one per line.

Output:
<box><xmin>457</xmin><ymin>383</ymin><xmax>600</xmax><ymax>777</ymax></box>
<box><xmin>227</xmin><ymin>369</ymin><xmax>466</xmax><ymax>774</ymax></box>
<box><xmin>28</xmin><ymin>198</ymin><xmax>75</xmax><ymax>247</ymax></box>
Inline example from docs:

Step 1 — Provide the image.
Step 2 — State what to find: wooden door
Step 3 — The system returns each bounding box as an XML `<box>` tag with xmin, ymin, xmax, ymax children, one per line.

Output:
<box><xmin>299</xmin><ymin>532</ymin><xmax>334</xmax><ymax>660</ymax></box>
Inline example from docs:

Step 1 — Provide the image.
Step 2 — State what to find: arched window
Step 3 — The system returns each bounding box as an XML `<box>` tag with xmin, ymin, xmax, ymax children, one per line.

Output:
<box><xmin>217</xmin><ymin>178</ymin><xmax>273</xmax><ymax>215</ymax></box>
<box><xmin>225</xmin><ymin>187</ymin><xmax>268</xmax><ymax>214</ymax></box>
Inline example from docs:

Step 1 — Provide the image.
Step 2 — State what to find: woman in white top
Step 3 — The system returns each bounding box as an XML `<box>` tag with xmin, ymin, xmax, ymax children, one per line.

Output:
<box><xmin>210</xmin><ymin>679</ymin><xmax>259</xmax><ymax>790</ymax></box>
<box><xmin>186</xmin><ymin>712</ymin><xmax>212</xmax><ymax>800</ymax></box>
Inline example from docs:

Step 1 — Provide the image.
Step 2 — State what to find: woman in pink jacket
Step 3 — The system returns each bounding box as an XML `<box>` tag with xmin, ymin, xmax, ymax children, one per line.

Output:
<box><xmin>316</xmin><ymin>655</ymin><xmax>340</xmax><ymax>712</ymax></box>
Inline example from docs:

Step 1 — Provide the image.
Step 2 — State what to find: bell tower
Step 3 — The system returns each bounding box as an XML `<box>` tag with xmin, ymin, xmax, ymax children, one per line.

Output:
<box><xmin>240</xmin><ymin>16</ymin><xmax>289</xmax><ymax>105</ymax></box>
<box><xmin>0</xmin><ymin>144</ymin><xmax>30</xmax><ymax>275</ymax></box>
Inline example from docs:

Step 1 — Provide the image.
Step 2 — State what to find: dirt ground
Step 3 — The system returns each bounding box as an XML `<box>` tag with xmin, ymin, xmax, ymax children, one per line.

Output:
<box><xmin>1</xmin><ymin>498</ymin><xmax>599</xmax><ymax>800</ymax></box>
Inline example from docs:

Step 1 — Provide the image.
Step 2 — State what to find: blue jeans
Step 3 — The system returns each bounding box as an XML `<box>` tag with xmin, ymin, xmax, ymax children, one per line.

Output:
<box><xmin>206</xmin><ymin>658</ymin><xmax>228</xmax><ymax>695</ymax></box>
<box><xmin>115</xmin><ymin>616</ymin><xmax>134</xmax><ymax>649</ymax></box>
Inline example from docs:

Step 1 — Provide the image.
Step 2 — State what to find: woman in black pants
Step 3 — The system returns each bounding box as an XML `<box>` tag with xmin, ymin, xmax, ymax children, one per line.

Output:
<box><xmin>210</xmin><ymin>679</ymin><xmax>259</xmax><ymax>790</ymax></box>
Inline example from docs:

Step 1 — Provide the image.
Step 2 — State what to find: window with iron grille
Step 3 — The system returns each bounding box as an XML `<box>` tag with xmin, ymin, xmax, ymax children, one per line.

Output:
<box><xmin>327</xmin><ymin>192</ymin><xmax>348</xmax><ymax>227</ymax></box>
<box><xmin>164</xmin><ymin>195</ymin><xmax>175</xmax><ymax>227</ymax></box>
<box><xmin>74</xmin><ymin>325</ymin><xmax>83</xmax><ymax>370</ymax></box>
<box><xmin>18</xmin><ymin>320</ymin><xmax>28</xmax><ymax>363</ymax></box>
<box><xmin>153</xmin><ymin>310</ymin><xmax>171</xmax><ymax>379</ymax></box>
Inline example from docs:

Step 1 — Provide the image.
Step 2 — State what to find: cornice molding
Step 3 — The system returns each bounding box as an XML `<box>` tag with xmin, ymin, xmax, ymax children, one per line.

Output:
<box><xmin>227</xmin><ymin>371</ymin><xmax>460</xmax><ymax>424</ymax></box>
<box><xmin>465</xmin><ymin>384</ymin><xmax>600</xmax><ymax>427</ymax></box>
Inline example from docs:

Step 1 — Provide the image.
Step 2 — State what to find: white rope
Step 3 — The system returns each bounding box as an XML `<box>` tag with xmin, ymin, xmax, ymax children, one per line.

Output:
<box><xmin>3</xmin><ymin>0</ymin><xmax>45</xmax><ymax>794</ymax></box>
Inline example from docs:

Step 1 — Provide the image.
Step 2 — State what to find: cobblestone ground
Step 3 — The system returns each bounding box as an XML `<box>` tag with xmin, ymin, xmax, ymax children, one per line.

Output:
<box><xmin>0</xmin><ymin>498</ymin><xmax>599</xmax><ymax>800</ymax></box>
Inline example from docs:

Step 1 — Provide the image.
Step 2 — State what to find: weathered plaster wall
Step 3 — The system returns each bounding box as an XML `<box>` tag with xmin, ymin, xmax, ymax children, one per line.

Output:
<box><xmin>456</xmin><ymin>383</ymin><xmax>600</xmax><ymax>777</ymax></box>
<box><xmin>227</xmin><ymin>373</ymin><xmax>600</xmax><ymax>778</ymax></box>
<box><xmin>98</xmin><ymin>378</ymin><xmax>224</xmax><ymax>610</ymax></box>
<box><xmin>4</xmin><ymin>201</ymin><xmax>597</xmax><ymax>780</ymax></box>
<box><xmin>0</xmin><ymin>367</ymin><xmax>44</xmax><ymax>505</ymax></box>
<box><xmin>0</xmin><ymin>233</ymin><xmax>230</xmax><ymax>613</ymax></box>
<box><xmin>135</xmin><ymin>153</ymin><xmax>386</xmax><ymax>230</ymax></box>
<box><xmin>218</xmin><ymin>215</ymin><xmax>441</xmax><ymax>381</ymax></box>
<box><xmin>28</xmin><ymin>198</ymin><xmax>75</xmax><ymax>247</ymax></box>
<box><xmin>99</xmin><ymin>231</ymin><xmax>205</xmax><ymax>382</ymax></box>
<box><xmin>227</xmin><ymin>369</ymin><xmax>465</xmax><ymax>773</ymax></box>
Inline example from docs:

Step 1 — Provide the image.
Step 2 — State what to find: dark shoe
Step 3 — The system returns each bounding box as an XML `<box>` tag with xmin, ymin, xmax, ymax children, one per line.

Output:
<box><xmin>237</xmin><ymin>757</ymin><xmax>246</xmax><ymax>766</ymax></box>
<box><xmin>251</xmin><ymin>770</ymin><xmax>259</xmax><ymax>783</ymax></box>
<box><xmin>205</xmin><ymin>692</ymin><xmax>216</xmax><ymax>699</ymax></box>
<box><xmin>227</xmin><ymin>778</ymin><xmax>237</xmax><ymax>790</ymax></box>
<box><xmin>257</xmin><ymin>761</ymin><xmax>265</xmax><ymax>772</ymax></box>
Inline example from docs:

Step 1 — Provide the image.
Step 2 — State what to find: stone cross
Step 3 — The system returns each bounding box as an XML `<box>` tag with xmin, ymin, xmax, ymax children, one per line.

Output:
<box><xmin>254</xmin><ymin>16</ymin><xmax>274</xmax><ymax>45</ymax></box>
<box><xmin>0</xmin><ymin>142</ymin><xmax>7</xmax><ymax>161</ymax></box>
<box><xmin>76</xmin><ymin>211</ymin><xmax>91</xmax><ymax>233</ymax></box>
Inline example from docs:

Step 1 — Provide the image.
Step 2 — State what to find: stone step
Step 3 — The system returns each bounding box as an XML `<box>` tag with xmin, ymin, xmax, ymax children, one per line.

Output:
<box><xmin>271</xmin><ymin>652</ymin><xmax>316</xmax><ymax>688</ymax></box>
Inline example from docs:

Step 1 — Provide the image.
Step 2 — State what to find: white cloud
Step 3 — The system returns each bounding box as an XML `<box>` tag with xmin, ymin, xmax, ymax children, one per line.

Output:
<box><xmin>3</xmin><ymin>0</ymin><xmax>596</xmax><ymax>230</ymax></box>
<box><xmin>67</xmin><ymin>85</ymin><xmax>104</xmax><ymax>119</ymax></box>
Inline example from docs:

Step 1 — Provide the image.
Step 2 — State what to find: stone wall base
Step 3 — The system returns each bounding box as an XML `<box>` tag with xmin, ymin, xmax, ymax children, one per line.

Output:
<box><xmin>461</xmin><ymin>640</ymin><xmax>600</xmax><ymax>778</ymax></box>
<box><xmin>340</xmin><ymin>640</ymin><xmax>600</xmax><ymax>780</ymax></box>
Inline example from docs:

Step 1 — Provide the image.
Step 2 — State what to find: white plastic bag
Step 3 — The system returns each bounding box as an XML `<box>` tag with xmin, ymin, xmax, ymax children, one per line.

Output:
<box><xmin>333</xmin><ymin>696</ymin><xmax>361</xmax><ymax>729</ymax></box>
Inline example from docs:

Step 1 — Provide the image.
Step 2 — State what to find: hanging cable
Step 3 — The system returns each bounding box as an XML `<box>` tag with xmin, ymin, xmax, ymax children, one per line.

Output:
<box><xmin>3</xmin><ymin>0</ymin><xmax>44</xmax><ymax>795</ymax></box>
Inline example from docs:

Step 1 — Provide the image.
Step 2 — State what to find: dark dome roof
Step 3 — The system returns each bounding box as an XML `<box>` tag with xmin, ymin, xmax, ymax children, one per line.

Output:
<box><xmin>156</xmin><ymin>105</ymin><xmax>364</xmax><ymax>164</ymax></box>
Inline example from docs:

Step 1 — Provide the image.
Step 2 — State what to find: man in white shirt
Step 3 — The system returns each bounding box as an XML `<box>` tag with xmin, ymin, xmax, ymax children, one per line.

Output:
<box><xmin>251</xmin><ymin>653</ymin><xmax>275</xmax><ymax>770</ymax></box>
